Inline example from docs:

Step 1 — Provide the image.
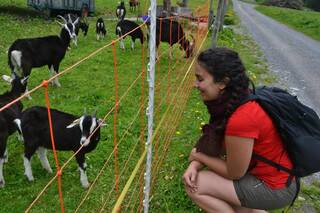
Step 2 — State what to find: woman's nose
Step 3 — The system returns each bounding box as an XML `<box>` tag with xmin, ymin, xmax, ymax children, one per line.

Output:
<box><xmin>194</xmin><ymin>81</ymin><xmax>199</xmax><ymax>89</ymax></box>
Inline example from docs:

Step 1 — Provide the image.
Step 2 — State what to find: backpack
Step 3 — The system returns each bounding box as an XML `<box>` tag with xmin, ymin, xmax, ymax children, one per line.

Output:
<box><xmin>245</xmin><ymin>86</ymin><xmax>320</xmax><ymax>178</ymax></box>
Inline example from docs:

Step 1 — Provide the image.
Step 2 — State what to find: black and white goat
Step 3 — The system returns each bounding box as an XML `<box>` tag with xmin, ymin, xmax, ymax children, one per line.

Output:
<box><xmin>0</xmin><ymin>74</ymin><xmax>28</xmax><ymax>187</ymax></box>
<box><xmin>116</xmin><ymin>1</ymin><xmax>126</xmax><ymax>21</ymax></box>
<box><xmin>155</xmin><ymin>18</ymin><xmax>195</xmax><ymax>58</ymax></box>
<box><xmin>16</xmin><ymin>106</ymin><xmax>105</xmax><ymax>188</ymax></box>
<box><xmin>96</xmin><ymin>18</ymin><xmax>107</xmax><ymax>40</ymax></box>
<box><xmin>116</xmin><ymin>20</ymin><xmax>144</xmax><ymax>50</ymax></box>
<box><xmin>7</xmin><ymin>15</ymin><xmax>78</xmax><ymax>90</ymax></box>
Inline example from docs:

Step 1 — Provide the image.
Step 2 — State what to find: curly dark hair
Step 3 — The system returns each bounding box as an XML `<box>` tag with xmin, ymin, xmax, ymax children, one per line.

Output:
<box><xmin>197</xmin><ymin>47</ymin><xmax>250</xmax><ymax>145</ymax></box>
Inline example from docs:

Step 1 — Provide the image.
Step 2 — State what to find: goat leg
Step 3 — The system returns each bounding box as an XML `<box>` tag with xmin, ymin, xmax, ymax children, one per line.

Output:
<box><xmin>76</xmin><ymin>154</ymin><xmax>89</xmax><ymax>188</ymax></box>
<box><xmin>23</xmin><ymin>154</ymin><xmax>34</xmax><ymax>181</ymax></box>
<box><xmin>37</xmin><ymin>147</ymin><xmax>52</xmax><ymax>174</ymax></box>
<box><xmin>0</xmin><ymin>158</ymin><xmax>5</xmax><ymax>187</ymax></box>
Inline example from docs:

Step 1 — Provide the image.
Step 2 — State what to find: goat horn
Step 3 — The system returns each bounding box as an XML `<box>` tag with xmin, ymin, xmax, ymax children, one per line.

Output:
<box><xmin>68</xmin><ymin>14</ymin><xmax>72</xmax><ymax>23</ymax></box>
<box><xmin>57</xmin><ymin>15</ymin><xmax>67</xmax><ymax>24</ymax></box>
<box><xmin>83</xmin><ymin>108</ymin><xmax>87</xmax><ymax>115</ymax></box>
<box><xmin>93</xmin><ymin>109</ymin><xmax>97</xmax><ymax>118</ymax></box>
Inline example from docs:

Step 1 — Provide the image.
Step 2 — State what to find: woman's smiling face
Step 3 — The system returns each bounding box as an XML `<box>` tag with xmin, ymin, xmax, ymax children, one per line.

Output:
<box><xmin>194</xmin><ymin>63</ymin><xmax>226</xmax><ymax>101</ymax></box>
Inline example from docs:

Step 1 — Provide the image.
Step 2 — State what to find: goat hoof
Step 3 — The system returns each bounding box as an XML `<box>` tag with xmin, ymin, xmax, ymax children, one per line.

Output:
<box><xmin>25</xmin><ymin>174</ymin><xmax>34</xmax><ymax>182</ymax></box>
<box><xmin>82</xmin><ymin>182</ymin><xmax>90</xmax><ymax>189</ymax></box>
<box><xmin>0</xmin><ymin>180</ymin><xmax>5</xmax><ymax>188</ymax></box>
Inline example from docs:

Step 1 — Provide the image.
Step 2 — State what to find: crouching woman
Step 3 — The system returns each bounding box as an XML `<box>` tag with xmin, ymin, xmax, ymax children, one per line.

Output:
<box><xmin>182</xmin><ymin>47</ymin><xmax>297</xmax><ymax>213</ymax></box>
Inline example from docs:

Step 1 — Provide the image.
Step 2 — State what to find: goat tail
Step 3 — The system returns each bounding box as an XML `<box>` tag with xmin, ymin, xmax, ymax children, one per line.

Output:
<box><xmin>13</xmin><ymin>118</ymin><xmax>24</xmax><ymax>142</ymax></box>
<box><xmin>10</xmin><ymin>50</ymin><xmax>22</xmax><ymax>68</ymax></box>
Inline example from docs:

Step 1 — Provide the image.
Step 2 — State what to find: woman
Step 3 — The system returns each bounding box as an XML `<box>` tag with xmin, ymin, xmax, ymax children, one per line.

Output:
<box><xmin>182</xmin><ymin>47</ymin><xmax>297</xmax><ymax>212</ymax></box>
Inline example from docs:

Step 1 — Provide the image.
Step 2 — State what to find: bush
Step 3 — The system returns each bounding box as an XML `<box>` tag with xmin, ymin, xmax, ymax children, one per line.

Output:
<box><xmin>224</xmin><ymin>11</ymin><xmax>235</xmax><ymax>25</ymax></box>
<box><xmin>262</xmin><ymin>0</ymin><xmax>304</xmax><ymax>10</ymax></box>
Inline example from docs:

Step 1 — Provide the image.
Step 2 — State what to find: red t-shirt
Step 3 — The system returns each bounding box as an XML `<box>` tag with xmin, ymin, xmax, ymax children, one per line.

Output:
<box><xmin>225</xmin><ymin>101</ymin><xmax>293</xmax><ymax>189</ymax></box>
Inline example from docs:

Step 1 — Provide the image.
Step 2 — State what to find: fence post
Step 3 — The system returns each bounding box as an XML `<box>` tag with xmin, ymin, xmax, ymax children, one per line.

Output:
<box><xmin>143</xmin><ymin>0</ymin><xmax>157</xmax><ymax>212</ymax></box>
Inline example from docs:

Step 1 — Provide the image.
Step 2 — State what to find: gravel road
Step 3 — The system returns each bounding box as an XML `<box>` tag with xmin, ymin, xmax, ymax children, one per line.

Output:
<box><xmin>233</xmin><ymin>0</ymin><xmax>320</xmax><ymax>114</ymax></box>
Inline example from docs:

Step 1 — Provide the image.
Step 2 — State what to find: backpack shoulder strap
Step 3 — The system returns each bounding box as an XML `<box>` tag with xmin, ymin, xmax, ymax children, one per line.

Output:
<box><xmin>252</xmin><ymin>153</ymin><xmax>293</xmax><ymax>175</ymax></box>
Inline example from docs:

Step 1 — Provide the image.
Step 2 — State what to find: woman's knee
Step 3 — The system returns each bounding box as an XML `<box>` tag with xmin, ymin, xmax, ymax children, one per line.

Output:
<box><xmin>184</xmin><ymin>170</ymin><xmax>219</xmax><ymax>198</ymax></box>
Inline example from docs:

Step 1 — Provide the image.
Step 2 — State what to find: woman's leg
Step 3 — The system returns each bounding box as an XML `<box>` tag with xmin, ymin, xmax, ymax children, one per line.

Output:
<box><xmin>233</xmin><ymin>206</ymin><xmax>267</xmax><ymax>213</ymax></box>
<box><xmin>185</xmin><ymin>170</ymin><xmax>241</xmax><ymax>213</ymax></box>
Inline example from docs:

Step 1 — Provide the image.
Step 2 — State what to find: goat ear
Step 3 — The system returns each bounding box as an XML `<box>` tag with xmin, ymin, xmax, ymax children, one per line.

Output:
<box><xmin>56</xmin><ymin>20</ymin><xmax>65</xmax><ymax>27</ymax></box>
<box><xmin>66</xmin><ymin>118</ymin><xmax>80</xmax><ymax>128</ymax></box>
<box><xmin>73</xmin><ymin>17</ymin><xmax>79</xmax><ymax>25</ymax></box>
<box><xmin>98</xmin><ymin>119</ymin><xmax>107</xmax><ymax>127</ymax></box>
<box><xmin>2</xmin><ymin>75</ymin><xmax>13</xmax><ymax>83</ymax></box>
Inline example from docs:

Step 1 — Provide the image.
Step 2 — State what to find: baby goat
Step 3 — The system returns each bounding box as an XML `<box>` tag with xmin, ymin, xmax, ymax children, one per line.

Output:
<box><xmin>16</xmin><ymin>106</ymin><xmax>105</xmax><ymax>188</ymax></box>
<box><xmin>96</xmin><ymin>18</ymin><xmax>107</xmax><ymax>40</ymax></box>
<box><xmin>0</xmin><ymin>74</ymin><xmax>28</xmax><ymax>187</ymax></box>
<box><xmin>8</xmin><ymin>15</ymin><xmax>78</xmax><ymax>89</ymax></box>
<box><xmin>116</xmin><ymin>20</ymin><xmax>144</xmax><ymax>50</ymax></box>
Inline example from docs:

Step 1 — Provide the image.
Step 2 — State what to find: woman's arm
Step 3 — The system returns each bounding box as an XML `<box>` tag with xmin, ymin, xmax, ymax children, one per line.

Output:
<box><xmin>190</xmin><ymin>136</ymin><xmax>254</xmax><ymax>180</ymax></box>
<box><xmin>225</xmin><ymin>136</ymin><xmax>254</xmax><ymax>179</ymax></box>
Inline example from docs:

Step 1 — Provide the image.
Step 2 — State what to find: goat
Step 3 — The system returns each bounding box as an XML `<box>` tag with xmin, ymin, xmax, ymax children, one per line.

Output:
<box><xmin>0</xmin><ymin>74</ymin><xmax>28</xmax><ymax>187</ymax></box>
<box><xmin>116</xmin><ymin>20</ymin><xmax>144</xmax><ymax>50</ymax></box>
<box><xmin>116</xmin><ymin>1</ymin><xmax>126</xmax><ymax>21</ymax></box>
<box><xmin>16</xmin><ymin>106</ymin><xmax>105</xmax><ymax>188</ymax></box>
<box><xmin>129</xmin><ymin>0</ymin><xmax>139</xmax><ymax>12</ymax></box>
<box><xmin>7</xmin><ymin>15</ymin><xmax>78</xmax><ymax>91</ymax></box>
<box><xmin>96</xmin><ymin>18</ymin><xmax>107</xmax><ymax>41</ymax></box>
<box><xmin>154</xmin><ymin>18</ymin><xmax>195</xmax><ymax>58</ymax></box>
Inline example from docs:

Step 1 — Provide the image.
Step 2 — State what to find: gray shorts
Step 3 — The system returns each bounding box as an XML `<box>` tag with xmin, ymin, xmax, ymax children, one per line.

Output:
<box><xmin>233</xmin><ymin>174</ymin><xmax>297</xmax><ymax>210</ymax></box>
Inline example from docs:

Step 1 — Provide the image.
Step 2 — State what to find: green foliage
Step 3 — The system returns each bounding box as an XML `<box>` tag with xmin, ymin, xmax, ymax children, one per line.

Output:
<box><xmin>299</xmin><ymin>182</ymin><xmax>320</xmax><ymax>212</ymax></box>
<box><xmin>255</xmin><ymin>5</ymin><xmax>320</xmax><ymax>41</ymax></box>
<box><xmin>224</xmin><ymin>11</ymin><xmax>236</xmax><ymax>25</ymax></box>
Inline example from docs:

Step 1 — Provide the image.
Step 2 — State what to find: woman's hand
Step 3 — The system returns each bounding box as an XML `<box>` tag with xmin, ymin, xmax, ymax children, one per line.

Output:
<box><xmin>189</xmin><ymin>148</ymin><xmax>202</xmax><ymax>163</ymax></box>
<box><xmin>182</xmin><ymin>162</ymin><xmax>199</xmax><ymax>193</ymax></box>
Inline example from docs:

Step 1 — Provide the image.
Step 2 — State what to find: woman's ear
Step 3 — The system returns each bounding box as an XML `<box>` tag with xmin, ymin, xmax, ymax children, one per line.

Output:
<box><xmin>219</xmin><ymin>77</ymin><xmax>230</xmax><ymax>90</ymax></box>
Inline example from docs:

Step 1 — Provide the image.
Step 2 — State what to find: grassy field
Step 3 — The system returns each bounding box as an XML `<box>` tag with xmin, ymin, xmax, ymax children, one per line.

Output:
<box><xmin>2</xmin><ymin>0</ymin><xmax>316</xmax><ymax>212</ymax></box>
<box><xmin>255</xmin><ymin>5</ymin><xmax>320</xmax><ymax>41</ymax></box>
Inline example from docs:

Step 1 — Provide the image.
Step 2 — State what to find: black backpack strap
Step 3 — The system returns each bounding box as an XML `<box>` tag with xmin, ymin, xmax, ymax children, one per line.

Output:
<box><xmin>282</xmin><ymin>178</ymin><xmax>301</xmax><ymax>213</ymax></box>
<box><xmin>252</xmin><ymin>153</ymin><xmax>294</xmax><ymax>175</ymax></box>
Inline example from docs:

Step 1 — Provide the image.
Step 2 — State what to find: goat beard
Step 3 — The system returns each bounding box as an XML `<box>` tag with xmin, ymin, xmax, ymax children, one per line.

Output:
<box><xmin>194</xmin><ymin>124</ymin><xmax>222</xmax><ymax>157</ymax></box>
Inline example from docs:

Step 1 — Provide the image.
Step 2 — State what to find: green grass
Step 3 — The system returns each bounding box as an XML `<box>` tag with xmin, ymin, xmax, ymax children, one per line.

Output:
<box><xmin>255</xmin><ymin>5</ymin><xmax>320</xmax><ymax>41</ymax></box>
